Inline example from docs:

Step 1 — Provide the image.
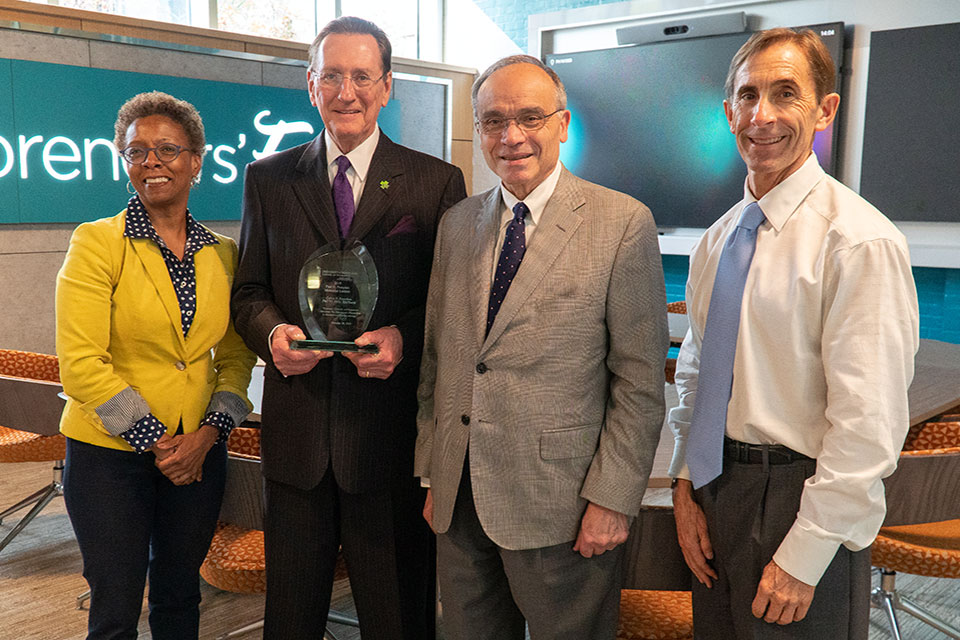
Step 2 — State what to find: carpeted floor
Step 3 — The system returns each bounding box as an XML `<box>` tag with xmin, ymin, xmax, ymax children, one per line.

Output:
<box><xmin>2</xmin><ymin>460</ymin><xmax>959</xmax><ymax>639</ymax></box>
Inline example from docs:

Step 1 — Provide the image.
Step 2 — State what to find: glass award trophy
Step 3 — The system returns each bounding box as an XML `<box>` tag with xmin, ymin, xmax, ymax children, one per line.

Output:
<box><xmin>290</xmin><ymin>240</ymin><xmax>379</xmax><ymax>354</ymax></box>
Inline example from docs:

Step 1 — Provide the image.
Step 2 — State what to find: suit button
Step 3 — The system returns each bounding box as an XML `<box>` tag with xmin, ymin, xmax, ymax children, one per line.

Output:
<box><xmin>461</xmin><ymin>414</ymin><xmax>470</xmax><ymax>425</ymax></box>
<box><xmin>476</xmin><ymin>362</ymin><xmax>487</xmax><ymax>374</ymax></box>
<box><xmin>175</xmin><ymin>361</ymin><xmax>186</xmax><ymax>371</ymax></box>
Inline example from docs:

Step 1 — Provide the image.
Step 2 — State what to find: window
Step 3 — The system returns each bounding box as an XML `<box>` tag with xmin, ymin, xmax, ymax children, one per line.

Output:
<box><xmin>216</xmin><ymin>0</ymin><xmax>331</xmax><ymax>43</ymax></box>
<box><xmin>25</xmin><ymin>0</ymin><xmax>441</xmax><ymax>61</ymax></box>
<box><xmin>339</xmin><ymin>0</ymin><xmax>419</xmax><ymax>59</ymax></box>
<box><xmin>52</xmin><ymin>0</ymin><xmax>190</xmax><ymax>24</ymax></box>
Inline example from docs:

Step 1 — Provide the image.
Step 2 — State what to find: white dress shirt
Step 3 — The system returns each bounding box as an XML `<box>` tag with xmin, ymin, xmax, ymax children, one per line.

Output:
<box><xmin>669</xmin><ymin>153</ymin><xmax>919</xmax><ymax>585</ymax></box>
<box><xmin>491</xmin><ymin>161</ymin><xmax>563</xmax><ymax>283</ymax></box>
<box><xmin>325</xmin><ymin>126</ymin><xmax>380</xmax><ymax>207</ymax></box>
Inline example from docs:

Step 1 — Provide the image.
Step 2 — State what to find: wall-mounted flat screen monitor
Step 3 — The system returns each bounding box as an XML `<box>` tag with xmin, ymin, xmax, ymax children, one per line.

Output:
<box><xmin>860</xmin><ymin>22</ymin><xmax>960</xmax><ymax>223</ymax></box>
<box><xmin>546</xmin><ymin>22</ymin><xmax>843</xmax><ymax>229</ymax></box>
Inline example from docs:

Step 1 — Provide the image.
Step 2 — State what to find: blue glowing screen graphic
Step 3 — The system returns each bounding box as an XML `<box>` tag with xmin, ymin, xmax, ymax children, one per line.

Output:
<box><xmin>550</xmin><ymin>24</ymin><xmax>842</xmax><ymax>229</ymax></box>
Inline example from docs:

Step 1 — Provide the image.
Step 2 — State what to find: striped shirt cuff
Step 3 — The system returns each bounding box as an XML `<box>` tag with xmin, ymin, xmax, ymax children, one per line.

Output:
<box><xmin>95</xmin><ymin>387</ymin><xmax>151</xmax><ymax>436</ymax></box>
<box><xmin>205</xmin><ymin>391</ymin><xmax>250</xmax><ymax>429</ymax></box>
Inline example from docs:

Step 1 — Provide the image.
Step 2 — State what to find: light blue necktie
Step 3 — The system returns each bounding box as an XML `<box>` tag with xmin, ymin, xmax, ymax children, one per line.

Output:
<box><xmin>687</xmin><ymin>201</ymin><xmax>766</xmax><ymax>489</ymax></box>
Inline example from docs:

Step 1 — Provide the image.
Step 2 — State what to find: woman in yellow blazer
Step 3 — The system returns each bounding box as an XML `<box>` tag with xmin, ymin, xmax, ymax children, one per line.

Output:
<box><xmin>55</xmin><ymin>91</ymin><xmax>255</xmax><ymax>640</ymax></box>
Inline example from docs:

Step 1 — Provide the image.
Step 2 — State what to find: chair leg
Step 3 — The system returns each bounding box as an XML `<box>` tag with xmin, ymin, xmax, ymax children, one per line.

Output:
<box><xmin>0</xmin><ymin>459</ymin><xmax>64</xmax><ymax>553</ymax></box>
<box><xmin>871</xmin><ymin>568</ymin><xmax>960</xmax><ymax>640</ymax></box>
<box><xmin>871</xmin><ymin>572</ymin><xmax>903</xmax><ymax>640</ymax></box>
<box><xmin>0</xmin><ymin>484</ymin><xmax>52</xmax><ymax>522</ymax></box>
<box><xmin>0</xmin><ymin>481</ymin><xmax>61</xmax><ymax>553</ymax></box>
<box><xmin>896</xmin><ymin>594</ymin><xmax>960</xmax><ymax>639</ymax></box>
<box><xmin>327</xmin><ymin>610</ymin><xmax>359</xmax><ymax>627</ymax></box>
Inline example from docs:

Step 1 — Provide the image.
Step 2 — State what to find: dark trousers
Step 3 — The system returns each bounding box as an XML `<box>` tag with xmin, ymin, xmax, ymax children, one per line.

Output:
<box><xmin>691</xmin><ymin>455</ymin><xmax>871</xmax><ymax>640</ymax></box>
<box><xmin>437</xmin><ymin>469</ymin><xmax>623</xmax><ymax>640</ymax></box>
<box><xmin>262</xmin><ymin>468</ymin><xmax>436</xmax><ymax>640</ymax></box>
<box><xmin>63</xmin><ymin>437</ymin><xmax>227</xmax><ymax>640</ymax></box>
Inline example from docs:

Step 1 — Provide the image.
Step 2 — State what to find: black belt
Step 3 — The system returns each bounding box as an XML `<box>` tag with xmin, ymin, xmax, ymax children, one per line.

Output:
<box><xmin>723</xmin><ymin>437</ymin><xmax>812</xmax><ymax>465</ymax></box>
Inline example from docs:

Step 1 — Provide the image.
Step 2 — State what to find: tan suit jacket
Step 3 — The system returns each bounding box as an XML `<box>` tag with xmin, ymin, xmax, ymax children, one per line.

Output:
<box><xmin>415</xmin><ymin>168</ymin><xmax>668</xmax><ymax>550</ymax></box>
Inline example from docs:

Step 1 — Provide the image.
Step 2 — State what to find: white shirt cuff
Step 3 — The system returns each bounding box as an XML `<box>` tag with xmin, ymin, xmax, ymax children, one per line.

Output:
<box><xmin>267</xmin><ymin>323</ymin><xmax>284</xmax><ymax>352</ymax></box>
<box><xmin>772</xmin><ymin>520</ymin><xmax>843</xmax><ymax>586</ymax></box>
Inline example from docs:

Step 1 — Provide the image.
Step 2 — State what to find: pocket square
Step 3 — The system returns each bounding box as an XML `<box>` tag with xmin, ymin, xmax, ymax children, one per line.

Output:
<box><xmin>386</xmin><ymin>215</ymin><xmax>417</xmax><ymax>237</ymax></box>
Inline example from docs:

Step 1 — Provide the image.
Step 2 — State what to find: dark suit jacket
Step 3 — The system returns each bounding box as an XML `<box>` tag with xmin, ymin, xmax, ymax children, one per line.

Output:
<box><xmin>231</xmin><ymin>132</ymin><xmax>467</xmax><ymax>493</ymax></box>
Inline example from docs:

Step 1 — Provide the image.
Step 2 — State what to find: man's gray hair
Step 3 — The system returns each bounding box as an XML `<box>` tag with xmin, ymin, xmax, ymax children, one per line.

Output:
<box><xmin>471</xmin><ymin>55</ymin><xmax>567</xmax><ymax>115</ymax></box>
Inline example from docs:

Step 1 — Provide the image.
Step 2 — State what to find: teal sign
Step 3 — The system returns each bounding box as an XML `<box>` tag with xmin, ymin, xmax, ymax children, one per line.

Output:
<box><xmin>0</xmin><ymin>58</ymin><xmax>415</xmax><ymax>223</ymax></box>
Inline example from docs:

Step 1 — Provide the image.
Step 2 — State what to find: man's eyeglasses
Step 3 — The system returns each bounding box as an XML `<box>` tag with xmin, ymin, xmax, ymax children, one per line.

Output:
<box><xmin>119</xmin><ymin>143</ymin><xmax>189</xmax><ymax>165</ymax></box>
<box><xmin>313</xmin><ymin>70</ymin><xmax>386</xmax><ymax>89</ymax></box>
<box><xmin>476</xmin><ymin>109</ymin><xmax>564</xmax><ymax>135</ymax></box>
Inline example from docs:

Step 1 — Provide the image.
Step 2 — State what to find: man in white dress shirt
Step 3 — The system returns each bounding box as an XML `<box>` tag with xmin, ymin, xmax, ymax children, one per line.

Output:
<box><xmin>669</xmin><ymin>28</ymin><xmax>919</xmax><ymax>639</ymax></box>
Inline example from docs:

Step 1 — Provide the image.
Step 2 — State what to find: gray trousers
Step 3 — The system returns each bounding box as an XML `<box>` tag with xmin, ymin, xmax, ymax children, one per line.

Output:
<box><xmin>692</xmin><ymin>455</ymin><xmax>871</xmax><ymax>640</ymax></box>
<box><xmin>437</xmin><ymin>467</ymin><xmax>623</xmax><ymax>640</ymax></box>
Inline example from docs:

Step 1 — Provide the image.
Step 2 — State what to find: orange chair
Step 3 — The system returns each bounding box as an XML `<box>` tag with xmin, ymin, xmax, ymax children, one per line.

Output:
<box><xmin>201</xmin><ymin>426</ymin><xmax>357</xmax><ymax>640</ymax></box>
<box><xmin>200</xmin><ymin>426</ymin><xmax>266</xmax><ymax>597</ymax></box>
<box><xmin>0</xmin><ymin>349</ymin><xmax>65</xmax><ymax>554</ymax></box>
<box><xmin>618</xmin><ymin>589</ymin><xmax>693</xmax><ymax>640</ymax></box>
<box><xmin>871</xmin><ymin>419</ymin><xmax>960</xmax><ymax>639</ymax></box>
<box><xmin>617</xmin><ymin>505</ymin><xmax>694</xmax><ymax>640</ymax></box>
<box><xmin>666</xmin><ymin>301</ymin><xmax>687</xmax><ymax>315</ymax></box>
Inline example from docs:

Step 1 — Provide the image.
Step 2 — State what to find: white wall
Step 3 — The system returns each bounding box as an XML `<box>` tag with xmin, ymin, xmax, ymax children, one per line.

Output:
<box><xmin>529</xmin><ymin>0</ymin><xmax>960</xmax><ymax>267</ymax></box>
<box><xmin>444</xmin><ymin>0</ymin><xmax>524</xmax><ymax>194</ymax></box>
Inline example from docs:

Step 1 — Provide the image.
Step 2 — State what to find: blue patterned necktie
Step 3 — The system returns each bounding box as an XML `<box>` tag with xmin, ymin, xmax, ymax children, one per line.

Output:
<box><xmin>332</xmin><ymin>155</ymin><xmax>355</xmax><ymax>238</ymax></box>
<box><xmin>687</xmin><ymin>201</ymin><xmax>766</xmax><ymax>489</ymax></box>
<box><xmin>486</xmin><ymin>202</ymin><xmax>529</xmax><ymax>336</ymax></box>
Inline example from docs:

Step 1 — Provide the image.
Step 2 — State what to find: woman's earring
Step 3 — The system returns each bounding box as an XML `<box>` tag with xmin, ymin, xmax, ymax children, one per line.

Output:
<box><xmin>126</xmin><ymin>180</ymin><xmax>136</xmax><ymax>195</ymax></box>
<box><xmin>191</xmin><ymin>173</ymin><xmax>201</xmax><ymax>188</ymax></box>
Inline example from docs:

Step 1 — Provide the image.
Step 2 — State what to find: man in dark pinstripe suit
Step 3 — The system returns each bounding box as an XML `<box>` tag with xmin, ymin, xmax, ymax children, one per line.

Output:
<box><xmin>231</xmin><ymin>16</ymin><xmax>466</xmax><ymax>640</ymax></box>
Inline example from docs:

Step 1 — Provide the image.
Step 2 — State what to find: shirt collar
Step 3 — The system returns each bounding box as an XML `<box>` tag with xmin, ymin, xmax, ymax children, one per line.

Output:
<box><xmin>325</xmin><ymin>126</ymin><xmax>380</xmax><ymax>183</ymax></box>
<box><xmin>123</xmin><ymin>194</ymin><xmax>218</xmax><ymax>250</ymax></box>
<box><xmin>745</xmin><ymin>153</ymin><xmax>826</xmax><ymax>233</ymax></box>
<box><xmin>498</xmin><ymin>161</ymin><xmax>563</xmax><ymax>228</ymax></box>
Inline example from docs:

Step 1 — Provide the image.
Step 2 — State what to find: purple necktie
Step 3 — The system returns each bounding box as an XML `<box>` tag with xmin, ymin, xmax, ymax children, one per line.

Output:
<box><xmin>687</xmin><ymin>201</ymin><xmax>766</xmax><ymax>489</ymax></box>
<box><xmin>332</xmin><ymin>155</ymin><xmax>355</xmax><ymax>238</ymax></box>
<box><xmin>486</xmin><ymin>202</ymin><xmax>528</xmax><ymax>336</ymax></box>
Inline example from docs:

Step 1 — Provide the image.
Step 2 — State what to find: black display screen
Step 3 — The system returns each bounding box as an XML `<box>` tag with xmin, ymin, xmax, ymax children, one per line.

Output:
<box><xmin>861</xmin><ymin>22</ymin><xmax>960</xmax><ymax>223</ymax></box>
<box><xmin>546</xmin><ymin>22</ymin><xmax>843</xmax><ymax>229</ymax></box>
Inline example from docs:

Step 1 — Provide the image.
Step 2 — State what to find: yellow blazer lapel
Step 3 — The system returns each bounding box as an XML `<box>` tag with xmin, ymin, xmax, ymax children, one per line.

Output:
<box><xmin>191</xmin><ymin>242</ymin><xmax>221</xmax><ymax>349</ymax></box>
<box><xmin>482</xmin><ymin>172</ymin><xmax>585</xmax><ymax>352</ymax></box>
<box><xmin>130</xmin><ymin>238</ymin><xmax>186</xmax><ymax>349</ymax></box>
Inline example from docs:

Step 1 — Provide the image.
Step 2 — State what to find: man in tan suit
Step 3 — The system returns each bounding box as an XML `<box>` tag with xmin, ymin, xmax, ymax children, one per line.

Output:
<box><xmin>415</xmin><ymin>55</ymin><xmax>668</xmax><ymax>639</ymax></box>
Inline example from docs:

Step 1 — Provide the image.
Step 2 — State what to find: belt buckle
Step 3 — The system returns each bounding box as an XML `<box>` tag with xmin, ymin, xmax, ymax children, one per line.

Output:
<box><xmin>736</xmin><ymin>439</ymin><xmax>750</xmax><ymax>463</ymax></box>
